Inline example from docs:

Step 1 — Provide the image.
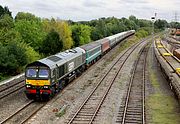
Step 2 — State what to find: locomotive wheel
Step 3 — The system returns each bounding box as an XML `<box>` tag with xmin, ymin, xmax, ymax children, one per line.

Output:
<box><xmin>51</xmin><ymin>87</ymin><xmax>56</xmax><ymax>97</ymax></box>
<box><xmin>26</xmin><ymin>94</ymin><xmax>34</xmax><ymax>100</ymax></box>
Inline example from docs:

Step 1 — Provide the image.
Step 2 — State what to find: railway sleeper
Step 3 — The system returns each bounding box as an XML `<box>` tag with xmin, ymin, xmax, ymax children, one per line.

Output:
<box><xmin>72</xmin><ymin>118</ymin><xmax>92</xmax><ymax>121</ymax></box>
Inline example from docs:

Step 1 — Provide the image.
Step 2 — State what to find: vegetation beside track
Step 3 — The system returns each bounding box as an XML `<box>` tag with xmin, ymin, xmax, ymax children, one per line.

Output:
<box><xmin>148</xmin><ymin>93</ymin><xmax>180</xmax><ymax>124</ymax></box>
<box><xmin>147</xmin><ymin>48</ymin><xmax>180</xmax><ymax>124</ymax></box>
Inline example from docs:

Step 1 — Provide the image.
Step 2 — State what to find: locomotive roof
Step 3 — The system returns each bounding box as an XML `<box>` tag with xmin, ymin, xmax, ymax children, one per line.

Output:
<box><xmin>26</xmin><ymin>47</ymin><xmax>85</xmax><ymax>69</ymax></box>
<box><xmin>80</xmin><ymin>41</ymin><xmax>101</xmax><ymax>51</ymax></box>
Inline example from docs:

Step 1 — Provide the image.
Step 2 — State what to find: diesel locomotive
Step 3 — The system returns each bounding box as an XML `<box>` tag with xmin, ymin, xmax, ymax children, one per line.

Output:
<box><xmin>25</xmin><ymin>30</ymin><xmax>135</xmax><ymax>100</ymax></box>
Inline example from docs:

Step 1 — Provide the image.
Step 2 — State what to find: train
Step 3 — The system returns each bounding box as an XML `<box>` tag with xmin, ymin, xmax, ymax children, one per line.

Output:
<box><xmin>25</xmin><ymin>30</ymin><xmax>135</xmax><ymax>100</ymax></box>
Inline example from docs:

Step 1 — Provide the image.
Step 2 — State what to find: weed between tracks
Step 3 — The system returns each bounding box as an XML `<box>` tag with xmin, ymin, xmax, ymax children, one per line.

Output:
<box><xmin>148</xmin><ymin>93</ymin><xmax>180</xmax><ymax>124</ymax></box>
<box><xmin>147</xmin><ymin>47</ymin><xmax>180</xmax><ymax>124</ymax></box>
<box><xmin>150</xmin><ymin>72</ymin><xmax>160</xmax><ymax>88</ymax></box>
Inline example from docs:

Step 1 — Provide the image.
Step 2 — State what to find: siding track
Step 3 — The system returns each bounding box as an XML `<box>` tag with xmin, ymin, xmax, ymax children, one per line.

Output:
<box><xmin>116</xmin><ymin>44</ymin><xmax>149</xmax><ymax>124</ymax></box>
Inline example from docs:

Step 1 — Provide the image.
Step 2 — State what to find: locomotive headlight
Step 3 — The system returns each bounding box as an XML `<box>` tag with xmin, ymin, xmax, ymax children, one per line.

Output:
<box><xmin>26</xmin><ymin>85</ymin><xmax>31</xmax><ymax>88</ymax></box>
<box><xmin>44</xmin><ymin>86</ymin><xmax>49</xmax><ymax>89</ymax></box>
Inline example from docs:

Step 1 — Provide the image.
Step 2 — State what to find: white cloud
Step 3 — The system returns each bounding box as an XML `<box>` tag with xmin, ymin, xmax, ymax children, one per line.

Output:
<box><xmin>0</xmin><ymin>0</ymin><xmax>179</xmax><ymax>21</ymax></box>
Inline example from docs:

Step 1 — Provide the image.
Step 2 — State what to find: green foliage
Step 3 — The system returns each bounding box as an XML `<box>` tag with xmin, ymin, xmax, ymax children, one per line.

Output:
<box><xmin>135</xmin><ymin>28</ymin><xmax>149</xmax><ymax>38</ymax></box>
<box><xmin>18</xmin><ymin>41</ymin><xmax>41</xmax><ymax>63</ymax></box>
<box><xmin>139</xmin><ymin>27</ymin><xmax>152</xmax><ymax>35</ymax></box>
<box><xmin>0</xmin><ymin>10</ymin><xmax>41</xmax><ymax>76</ymax></box>
<box><xmin>7</xmin><ymin>41</ymin><xmax>27</xmax><ymax>66</ymax></box>
<box><xmin>59</xmin><ymin>21</ymin><xmax>73</xmax><ymax>49</ymax></box>
<box><xmin>41</xmin><ymin>29</ymin><xmax>63</xmax><ymax>55</ymax></box>
<box><xmin>169</xmin><ymin>22</ymin><xmax>180</xmax><ymax>29</ymax></box>
<box><xmin>15</xmin><ymin>12</ymin><xmax>40</xmax><ymax>22</ymax></box>
<box><xmin>77</xmin><ymin>16</ymin><xmax>153</xmax><ymax>41</ymax></box>
<box><xmin>0</xmin><ymin>14</ymin><xmax>14</xmax><ymax>30</ymax></box>
<box><xmin>14</xmin><ymin>20</ymin><xmax>46</xmax><ymax>51</ymax></box>
<box><xmin>0</xmin><ymin>42</ymin><xmax>28</xmax><ymax>74</ymax></box>
<box><xmin>154</xmin><ymin>19</ymin><xmax>168</xmax><ymax>30</ymax></box>
<box><xmin>71</xmin><ymin>24</ymin><xmax>92</xmax><ymax>47</ymax></box>
<box><xmin>0</xmin><ymin>5</ymin><xmax>12</xmax><ymax>17</ymax></box>
<box><xmin>42</xmin><ymin>19</ymin><xmax>73</xmax><ymax>50</ymax></box>
<box><xmin>139</xmin><ymin>19</ymin><xmax>152</xmax><ymax>27</ymax></box>
<box><xmin>0</xmin><ymin>28</ymin><xmax>21</xmax><ymax>46</ymax></box>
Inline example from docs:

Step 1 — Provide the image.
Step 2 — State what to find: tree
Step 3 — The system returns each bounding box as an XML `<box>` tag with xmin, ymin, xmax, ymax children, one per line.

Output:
<box><xmin>18</xmin><ymin>41</ymin><xmax>41</xmax><ymax>63</ymax></box>
<box><xmin>41</xmin><ymin>29</ymin><xmax>63</xmax><ymax>55</ymax></box>
<box><xmin>57</xmin><ymin>21</ymin><xmax>73</xmax><ymax>49</ymax></box>
<box><xmin>122</xmin><ymin>18</ymin><xmax>135</xmax><ymax>30</ymax></box>
<box><xmin>169</xmin><ymin>22</ymin><xmax>180</xmax><ymax>29</ymax></box>
<box><xmin>42</xmin><ymin>19</ymin><xmax>73</xmax><ymax>50</ymax></box>
<box><xmin>15</xmin><ymin>12</ymin><xmax>40</xmax><ymax>22</ymax></box>
<box><xmin>0</xmin><ymin>14</ymin><xmax>14</xmax><ymax>30</ymax></box>
<box><xmin>154</xmin><ymin>19</ymin><xmax>168</xmax><ymax>30</ymax></box>
<box><xmin>0</xmin><ymin>5</ymin><xmax>12</xmax><ymax>17</ymax></box>
<box><xmin>15</xmin><ymin>20</ymin><xmax>46</xmax><ymax>51</ymax></box>
<box><xmin>71</xmin><ymin>24</ymin><xmax>92</xmax><ymax>47</ymax></box>
<box><xmin>0</xmin><ymin>14</ymin><xmax>16</xmax><ymax>45</ymax></box>
<box><xmin>0</xmin><ymin>41</ymin><xmax>28</xmax><ymax>74</ymax></box>
<box><xmin>90</xmin><ymin>19</ymin><xmax>109</xmax><ymax>41</ymax></box>
<box><xmin>0</xmin><ymin>43</ymin><xmax>11</xmax><ymax>73</ymax></box>
<box><xmin>139</xmin><ymin>19</ymin><xmax>152</xmax><ymax>27</ymax></box>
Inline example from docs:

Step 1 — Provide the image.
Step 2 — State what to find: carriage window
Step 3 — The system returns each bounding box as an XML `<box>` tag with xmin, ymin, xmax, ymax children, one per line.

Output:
<box><xmin>39</xmin><ymin>69</ymin><xmax>49</xmax><ymax>78</ymax></box>
<box><xmin>26</xmin><ymin>69</ymin><xmax>37</xmax><ymax>77</ymax></box>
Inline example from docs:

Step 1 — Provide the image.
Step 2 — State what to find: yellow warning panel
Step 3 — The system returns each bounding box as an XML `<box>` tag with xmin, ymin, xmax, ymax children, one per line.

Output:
<box><xmin>156</xmin><ymin>40</ymin><xmax>161</xmax><ymax>43</ymax></box>
<box><xmin>162</xmin><ymin>53</ymin><xmax>172</xmax><ymax>56</ymax></box>
<box><xmin>26</xmin><ymin>79</ymin><xmax>50</xmax><ymax>86</ymax></box>
<box><xmin>157</xmin><ymin>45</ymin><xmax>164</xmax><ymax>48</ymax></box>
<box><xmin>176</xmin><ymin>68</ymin><xmax>180</xmax><ymax>74</ymax></box>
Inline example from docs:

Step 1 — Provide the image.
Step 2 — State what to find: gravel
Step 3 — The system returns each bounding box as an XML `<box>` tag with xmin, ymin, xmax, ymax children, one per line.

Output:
<box><xmin>0</xmin><ymin>88</ymin><xmax>31</xmax><ymax>123</ymax></box>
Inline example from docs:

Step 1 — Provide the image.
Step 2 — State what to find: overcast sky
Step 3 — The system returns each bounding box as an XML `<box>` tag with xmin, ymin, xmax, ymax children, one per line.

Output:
<box><xmin>0</xmin><ymin>0</ymin><xmax>179</xmax><ymax>22</ymax></box>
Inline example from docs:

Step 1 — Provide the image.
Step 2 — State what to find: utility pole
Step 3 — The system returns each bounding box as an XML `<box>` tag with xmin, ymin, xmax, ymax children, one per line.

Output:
<box><xmin>151</xmin><ymin>13</ymin><xmax>157</xmax><ymax>42</ymax></box>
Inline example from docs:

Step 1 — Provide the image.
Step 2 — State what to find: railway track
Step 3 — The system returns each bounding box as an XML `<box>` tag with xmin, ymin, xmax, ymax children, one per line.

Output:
<box><xmin>1</xmin><ymin>100</ymin><xmax>46</xmax><ymax>124</ymax></box>
<box><xmin>66</xmin><ymin>39</ymin><xmax>147</xmax><ymax>124</ymax></box>
<box><xmin>0</xmin><ymin>80</ymin><xmax>25</xmax><ymax>99</ymax></box>
<box><xmin>116</xmin><ymin>44</ymin><xmax>149</xmax><ymax>124</ymax></box>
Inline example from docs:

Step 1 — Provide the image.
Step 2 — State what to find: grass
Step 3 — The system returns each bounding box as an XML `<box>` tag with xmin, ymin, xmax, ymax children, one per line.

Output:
<box><xmin>147</xmin><ymin>49</ymin><xmax>180</xmax><ymax>124</ymax></box>
<box><xmin>147</xmin><ymin>93</ymin><xmax>180</xmax><ymax>124</ymax></box>
<box><xmin>117</xmin><ymin>36</ymin><xmax>140</xmax><ymax>53</ymax></box>
<box><xmin>149</xmin><ymin>70</ymin><xmax>160</xmax><ymax>88</ymax></box>
<box><xmin>55</xmin><ymin>105</ymin><xmax>67</xmax><ymax>117</ymax></box>
<box><xmin>0</xmin><ymin>74</ymin><xmax>12</xmax><ymax>82</ymax></box>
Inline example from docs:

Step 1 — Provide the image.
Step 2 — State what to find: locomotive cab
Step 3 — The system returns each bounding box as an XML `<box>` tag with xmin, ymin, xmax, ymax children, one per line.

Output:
<box><xmin>25</xmin><ymin>62</ymin><xmax>52</xmax><ymax>100</ymax></box>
